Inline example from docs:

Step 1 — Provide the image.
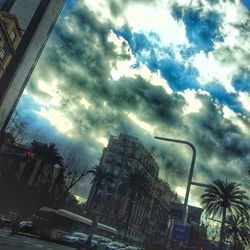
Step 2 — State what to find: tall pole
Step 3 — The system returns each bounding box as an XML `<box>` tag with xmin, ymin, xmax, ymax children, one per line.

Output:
<box><xmin>154</xmin><ymin>136</ymin><xmax>196</xmax><ymax>225</ymax></box>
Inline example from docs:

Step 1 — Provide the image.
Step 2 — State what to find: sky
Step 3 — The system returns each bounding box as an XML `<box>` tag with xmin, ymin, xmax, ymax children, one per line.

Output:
<box><xmin>13</xmin><ymin>0</ymin><xmax>250</xmax><ymax>205</ymax></box>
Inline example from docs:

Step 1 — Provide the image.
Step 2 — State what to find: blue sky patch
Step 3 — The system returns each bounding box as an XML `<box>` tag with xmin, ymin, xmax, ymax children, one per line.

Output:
<box><xmin>232</xmin><ymin>74</ymin><xmax>250</xmax><ymax>92</ymax></box>
<box><xmin>158</xmin><ymin>59</ymin><xmax>200</xmax><ymax>91</ymax></box>
<box><xmin>172</xmin><ymin>5</ymin><xmax>223</xmax><ymax>52</ymax></box>
<box><xmin>183</xmin><ymin>9</ymin><xmax>223</xmax><ymax>52</ymax></box>
<box><xmin>203</xmin><ymin>83</ymin><xmax>243</xmax><ymax>113</ymax></box>
<box><xmin>242</xmin><ymin>0</ymin><xmax>250</xmax><ymax>12</ymax></box>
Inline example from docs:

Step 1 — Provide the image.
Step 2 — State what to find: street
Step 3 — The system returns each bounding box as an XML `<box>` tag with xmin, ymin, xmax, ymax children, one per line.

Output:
<box><xmin>0</xmin><ymin>228</ymin><xmax>75</xmax><ymax>250</ymax></box>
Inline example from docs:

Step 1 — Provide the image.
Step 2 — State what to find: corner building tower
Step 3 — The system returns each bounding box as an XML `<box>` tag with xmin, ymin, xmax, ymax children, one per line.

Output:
<box><xmin>0</xmin><ymin>0</ymin><xmax>65</xmax><ymax>131</ymax></box>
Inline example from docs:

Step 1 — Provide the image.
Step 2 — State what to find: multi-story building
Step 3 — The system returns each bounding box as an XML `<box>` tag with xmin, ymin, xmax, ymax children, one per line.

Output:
<box><xmin>86</xmin><ymin>134</ymin><xmax>179</xmax><ymax>247</ymax></box>
<box><xmin>0</xmin><ymin>11</ymin><xmax>22</xmax><ymax>78</ymax></box>
<box><xmin>146</xmin><ymin>179</ymin><xmax>179</xmax><ymax>247</ymax></box>
<box><xmin>0</xmin><ymin>0</ymin><xmax>65</xmax><ymax>131</ymax></box>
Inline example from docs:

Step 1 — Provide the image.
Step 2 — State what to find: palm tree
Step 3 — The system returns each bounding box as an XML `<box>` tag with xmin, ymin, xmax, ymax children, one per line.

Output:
<box><xmin>32</xmin><ymin>142</ymin><xmax>63</xmax><ymax>188</ymax></box>
<box><xmin>117</xmin><ymin>166</ymin><xmax>150</xmax><ymax>241</ymax></box>
<box><xmin>201</xmin><ymin>179</ymin><xmax>249</xmax><ymax>250</ymax></box>
<box><xmin>87</xmin><ymin>165</ymin><xmax>114</xmax><ymax>210</ymax></box>
<box><xmin>224</xmin><ymin>214</ymin><xmax>250</xmax><ymax>250</ymax></box>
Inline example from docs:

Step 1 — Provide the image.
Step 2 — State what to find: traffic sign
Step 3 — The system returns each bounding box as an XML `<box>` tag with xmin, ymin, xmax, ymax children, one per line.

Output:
<box><xmin>172</xmin><ymin>224</ymin><xmax>188</xmax><ymax>242</ymax></box>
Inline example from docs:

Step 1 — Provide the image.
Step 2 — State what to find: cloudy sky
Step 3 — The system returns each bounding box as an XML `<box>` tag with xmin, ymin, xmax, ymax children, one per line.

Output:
<box><xmin>14</xmin><ymin>0</ymin><xmax>250</xmax><ymax>205</ymax></box>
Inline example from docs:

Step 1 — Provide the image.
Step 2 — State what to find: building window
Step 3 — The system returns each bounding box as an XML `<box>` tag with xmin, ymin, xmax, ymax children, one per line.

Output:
<box><xmin>113</xmin><ymin>167</ymin><xmax>120</xmax><ymax>176</ymax></box>
<box><xmin>127</xmin><ymin>159</ymin><xmax>133</xmax><ymax>167</ymax></box>
<box><xmin>106</xmin><ymin>153</ymin><xmax>113</xmax><ymax>163</ymax></box>
<box><xmin>10</xmin><ymin>30</ymin><xmax>16</xmax><ymax>42</ymax></box>
<box><xmin>104</xmin><ymin>164</ymin><xmax>112</xmax><ymax>172</ymax></box>
<box><xmin>116</xmin><ymin>158</ymin><xmax>122</xmax><ymax>167</ymax></box>
<box><xmin>0</xmin><ymin>47</ymin><xmax>6</xmax><ymax>61</ymax></box>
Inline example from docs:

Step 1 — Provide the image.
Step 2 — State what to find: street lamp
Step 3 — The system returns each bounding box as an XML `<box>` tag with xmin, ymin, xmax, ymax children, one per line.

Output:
<box><xmin>154</xmin><ymin>136</ymin><xmax>196</xmax><ymax>225</ymax></box>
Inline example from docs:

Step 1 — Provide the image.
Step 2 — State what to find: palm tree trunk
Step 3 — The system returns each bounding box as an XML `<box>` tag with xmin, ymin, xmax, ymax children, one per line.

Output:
<box><xmin>233</xmin><ymin>231</ymin><xmax>237</xmax><ymax>250</ymax></box>
<box><xmin>32</xmin><ymin>160</ymin><xmax>47</xmax><ymax>187</ymax></box>
<box><xmin>123</xmin><ymin>192</ymin><xmax>134</xmax><ymax>241</ymax></box>
<box><xmin>88</xmin><ymin>184</ymin><xmax>100</xmax><ymax>212</ymax></box>
<box><xmin>47</xmin><ymin>164</ymin><xmax>55</xmax><ymax>191</ymax></box>
<box><xmin>219</xmin><ymin>207</ymin><xmax>226</xmax><ymax>250</ymax></box>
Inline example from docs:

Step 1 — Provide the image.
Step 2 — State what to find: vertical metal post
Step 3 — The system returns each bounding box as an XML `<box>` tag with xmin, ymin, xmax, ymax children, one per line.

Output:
<box><xmin>154</xmin><ymin>136</ymin><xmax>196</xmax><ymax>225</ymax></box>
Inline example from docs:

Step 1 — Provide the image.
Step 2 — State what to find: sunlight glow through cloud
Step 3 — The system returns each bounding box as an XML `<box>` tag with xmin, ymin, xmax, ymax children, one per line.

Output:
<box><xmin>36</xmin><ymin>108</ymin><xmax>73</xmax><ymax>134</ymax></box>
<box><xmin>80</xmin><ymin>98</ymin><xmax>90</xmax><ymax>109</ymax></box>
<box><xmin>127</xmin><ymin>112</ymin><xmax>155</xmax><ymax>134</ymax></box>
<box><xmin>238</xmin><ymin>92</ymin><xmax>250</xmax><ymax>112</ymax></box>
<box><xmin>175</xmin><ymin>186</ymin><xmax>186</xmax><ymax>199</ymax></box>
<box><xmin>180</xmin><ymin>89</ymin><xmax>204</xmax><ymax>115</ymax></box>
<box><xmin>97</xmin><ymin>137</ymin><xmax>108</xmax><ymax>147</ymax></box>
<box><xmin>125</xmin><ymin>2</ymin><xmax>188</xmax><ymax>45</ymax></box>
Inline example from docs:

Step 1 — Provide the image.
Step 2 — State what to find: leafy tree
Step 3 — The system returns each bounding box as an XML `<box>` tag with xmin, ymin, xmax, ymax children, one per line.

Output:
<box><xmin>118</xmin><ymin>166</ymin><xmax>150</xmax><ymax>240</ymax></box>
<box><xmin>6</xmin><ymin>111</ymin><xmax>29</xmax><ymax>143</ymax></box>
<box><xmin>87</xmin><ymin>165</ymin><xmax>114</xmax><ymax>210</ymax></box>
<box><xmin>224</xmin><ymin>214</ymin><xmax>250</xmax><ymax>250</ymax></box>
<box><xmin>201</xmin><ymin>179</ymin><xmax>249</xmax><ymax>250</ymax></box>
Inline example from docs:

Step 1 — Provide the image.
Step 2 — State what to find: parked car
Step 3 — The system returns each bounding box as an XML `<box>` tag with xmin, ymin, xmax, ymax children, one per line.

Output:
<box><xmin>19</xmin><ymin>221</ymin><xmax>33</xmax><ymax>233</ymax></box>
<box><xmin>0</xmin><ymin>217</ymin><xmax>12</xmax><ymax>228</ymax></box>
<box><xmin>60</xmin><ymin>233</ymin><xmax>80</xmax><ymax>246</ymax></box>
<box><xmin>120</xmin><ymin>247</ymin><xmax>144</xmax><ymax>250</ymax></box>
<box><xmin>97</xmin><ymin>237</ymin><xmax>112</xmax><ymax>250</ymax></box>
<box><xmin>43</xmin><ymin>228</ymin><xmax>67</xmax><ymax>241</ymax></box>
<box><xmin>60</xmin><ymin>231</ymin><xmax>89</xmax><ymax>248</ymax></box>
<box><xmin>106</xmin><ymin>242</ymin><xmax>126</xmax><ymax>250</ymax></box>
<box><xmin>90</xmin><ymin>234</ymin><xmax>103</xmax><ymax>249</ymax></box>
<box><xmin>72</xmin><ymin>232</ymin><xmax>88</xmax><ymax>246</ymax></box>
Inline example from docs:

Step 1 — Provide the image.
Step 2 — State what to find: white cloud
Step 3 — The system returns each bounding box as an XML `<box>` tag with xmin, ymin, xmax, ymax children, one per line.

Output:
<box><xmin>175</xmin><ymin>186</ymin><xmax>186</xmax><ymax>199</ymax></box>
<box><xmin>180</xmin><ymin>89</ymin><xmax>204</xmax><ymax>115</ymax></box>
<box><xmin>190</xmin><ymin>0</ymin><xmax>250</xmax><ymax>93</ymax></box>
<box><xmin>223</xmin><ymin>105</ymin><xmax>250</xmax><ymax>134</ymax></box>
<box><xmin>80</xmin><ymin>98</ymin><xmax>90</xmax><ymax>110</ymax></box>
<box><xmin>97</xmin><ymin>137</ymin><xmax>108</xmax><ymax>147</ymax></box>
<box><xmin>35</xmin><ymin>108</ymin><xmax>73</xmax><ymax>135</ymax></box>
<box><xmin>125</xmin><ymin>1</ymin><xmax>188</xmax><ymax>45</ymax></box>
<box><xmin>127</xmin><ymin>112</ymin><xmax>155</xmax><ymax>134</ymax></box>
<box><xmin>109</xmin><ymin>31</ymin><xmax>173</xmax><ymax>94</ymax></box>
<box><xmin>192</xmin><ymin>50</ymin><xmax>236</xmax><ymax>92</ymax></box>
<box><xmin>134</xmin><ymin>66</ymin><xmax>173</xmax><ymax>94</ymax></box>
<box><xmin>238</xmin><ymin>92</ymin><xmax>250</xmax><ymax>112</ymax></box>
<box><xmin>37</xmin><ymin>80</ymin><xmax>62</xmax><ymax>106</ymax></box>
<box><xmin>64</xmin><ymin>16</ymin><xmax>79</xmax><ymax>33</ymax></box>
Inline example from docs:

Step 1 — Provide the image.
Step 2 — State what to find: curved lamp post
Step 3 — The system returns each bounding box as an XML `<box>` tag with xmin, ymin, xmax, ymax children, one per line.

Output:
<box><xmin>154</xmin><ymin>136</ymin><xmax>196</xmax><ymax>225</ymax></box>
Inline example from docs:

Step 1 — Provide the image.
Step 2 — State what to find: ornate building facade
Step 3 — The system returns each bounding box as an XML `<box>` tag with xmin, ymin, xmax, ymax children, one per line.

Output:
<box><xmin>0</xmin><ymin>11</ymin><xmax>22</xmax><ymax>78</ymax></box>
<box><xmin>86</xmin><ymin>134</ymin><xmax>179</xmax><ymax>247</ymax></box>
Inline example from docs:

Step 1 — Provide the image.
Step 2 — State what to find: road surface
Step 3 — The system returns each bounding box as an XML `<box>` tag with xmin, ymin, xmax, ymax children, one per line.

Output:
<box><xmin>0</xmin><ymin>228</ymin><xmax>75</xmax><ymax>250</ymax></box>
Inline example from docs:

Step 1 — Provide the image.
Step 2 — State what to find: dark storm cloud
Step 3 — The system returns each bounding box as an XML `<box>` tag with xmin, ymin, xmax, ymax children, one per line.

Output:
<box><xmin>108</xmin><ymin>0</ymin><xmax>157</xmax><ymax>17</ymax></box>
<box><xmin>184</xmin><ymin>93</ymin><xmax>249</xmax><ymax>157</ymax></box>
<box><xmin>19</xmin><ymin>0</ymin><xmax>250</xmax><ymax>201</ymax></box>
<box><xmin>106</xmin><ymin>76</ymin><xmax>186</xmax><ymax>125</ymax></box>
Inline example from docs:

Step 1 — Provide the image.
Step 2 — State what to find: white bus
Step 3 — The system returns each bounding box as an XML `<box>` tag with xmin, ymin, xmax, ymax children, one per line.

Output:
<box><xmin>33</xmin><ymin>207</ymin><xmax>118</xmax><ymax>241</ymax></box>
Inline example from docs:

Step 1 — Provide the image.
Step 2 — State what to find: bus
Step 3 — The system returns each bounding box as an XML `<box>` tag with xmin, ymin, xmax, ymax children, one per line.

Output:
<box><xmin>32</xmin><ymin>207</ymin><xmax>118</xmax><ymax>241</ymax></box>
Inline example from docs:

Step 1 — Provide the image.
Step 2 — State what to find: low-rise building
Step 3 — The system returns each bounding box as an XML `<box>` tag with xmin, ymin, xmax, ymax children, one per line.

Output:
<box><xmin>0</xmin><ymin>132</ymin><xmax>60</xmax><ymax>191</ymax></box>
